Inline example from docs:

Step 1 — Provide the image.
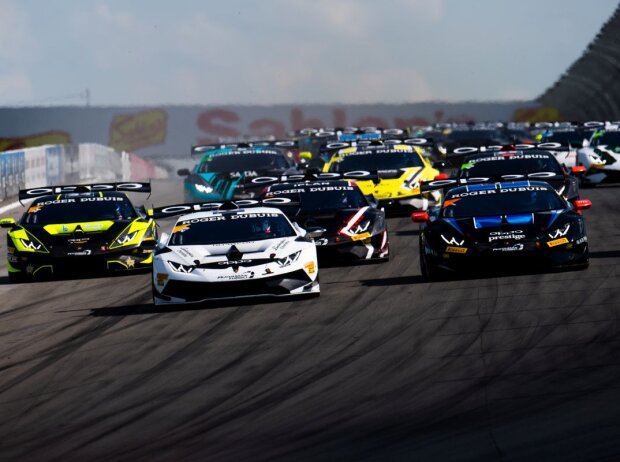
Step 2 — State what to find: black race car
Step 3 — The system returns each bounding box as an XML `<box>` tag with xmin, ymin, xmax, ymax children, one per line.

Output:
<box><xmin>0</xmin><ymin>182</ymin><xmax>156</xmax><ymax>282</ymax></box>
<box><xmin>454</xmin><ymin>147</ymin><xmax>584</xmax><ymax>202</ymax></box>
<box><xmin>412</xmin><ymin>180</ymin><xmax>591</xmax><ymax>280</ymax></box>
<box><xmin>261</xmin><ymin>179</ymin><xmax>389</xmax><ymax>261</ymax></box>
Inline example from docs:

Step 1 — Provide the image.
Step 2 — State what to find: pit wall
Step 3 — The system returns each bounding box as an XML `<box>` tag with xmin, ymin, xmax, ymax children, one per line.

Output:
<box><xmin>0</xmin><ymin>144</ymin><xmax>166</xmax><ymax>203</ymax></box>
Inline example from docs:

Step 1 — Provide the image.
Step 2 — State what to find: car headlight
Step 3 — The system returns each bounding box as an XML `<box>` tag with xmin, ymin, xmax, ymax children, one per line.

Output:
<box><xmin>547</xmin><ymin>223</ymin><xmax>570</xmax><ymax>239</ymax></box>
<box><xmin>19</xmin><ymin>238</ymin><xmax>46</xmax><ymax>252</ymax></box>
<box><xmin>276</xmin><ymin>250</ymin><xmax>301</xmax><ymax>267</ymax></box>
<box><xmin>110</xmin><ymin>229</ymin><xmax>140</xmax><ymax>249</ymax></box>
<box><xmin>167</xmin><ymin>261</ymin><xmax>195</xmax><ymax>273</ymax></box>
<box><xmin>440</xmin><ymin>234</ymin><xmax>465</xmax><ymax>246</ymax></box>
<box><xmin>195</xmin><ymin>183</ymin><xmax>214</xmax><ymax>194</ymax></box>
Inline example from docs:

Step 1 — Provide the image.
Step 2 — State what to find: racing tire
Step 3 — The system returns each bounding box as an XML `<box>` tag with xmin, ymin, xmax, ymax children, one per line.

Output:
<box><xmin>8</xmin><ymin>272</ymin><xmax>27</xmax><ymax>284</ymax></box>
<box><xmin>420</xmin><ymin>251</ymin><xmax>444</xmax><ymax>281</ymax></box>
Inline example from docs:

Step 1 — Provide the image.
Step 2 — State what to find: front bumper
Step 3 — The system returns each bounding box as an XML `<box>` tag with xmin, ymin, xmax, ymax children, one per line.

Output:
<box><xmin>7</xmin><ymin>247</ymin><xmax>153</xmax><ymax>279</ymax></box>
<box><xmin>424</xmin><ymin>240</ymin><xmax>589</xmax><ymax>274</ymax></box>
<box><xmin>153</xmin><ymin>269</ymin><xmax>319</xmax><ymax>305</ymax></box>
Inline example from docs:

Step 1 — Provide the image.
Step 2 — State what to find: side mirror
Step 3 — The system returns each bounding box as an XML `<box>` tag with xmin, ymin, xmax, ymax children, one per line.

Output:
<box><xmin>365</xmin><ymin>195</ymin><xmax>378</xmax><ymax>207</ymax></box>
<box><xmin>574</xmin><ymin>199</ymin><xmax>592</xmax><ymax>211</ymax></box>
<box><xmin>0</xmin><ymin>218</ymin><xmax>16</xmax><ymax>229</ymax></box>
<box><xmin>410</xmin><ymin>211</ymin><xmax>430</xmax><ymax>223</ymax></box>
<box><xmin>582</xmin><ymin>139</ymin><xmax>590</xmax><ymax>148</ymax></box>
<box><xmin>432</xmin><ymin>160</ymin><xmax>446</xmax><ymax>169</ymax></box>
<box><xmin>571</xmin><ymin>165</ymin><xmax>587</xmax><ymax>175</ymax></box>
<box><xmin>434</xmin><ymin>173</ymin><xmax>449</xmax><ymax>181</ymax></box>
<box><xmin>305</xmin><ymin>227</ymin><xmax>326</xmax><ymax>239</ymax></box>
<box><xmin>157</xmin><ymin>232</ymin><xmax>170</xmax><ymax>249</ymax></box>
<box><xmin>177</xmin><ymin>168</ymin><xmax>191</xmax><ymax>177</ymax></box>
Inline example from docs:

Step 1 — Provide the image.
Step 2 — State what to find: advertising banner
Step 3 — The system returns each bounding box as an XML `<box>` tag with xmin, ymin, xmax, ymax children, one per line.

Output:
<box><xmin>0</xmin><ymin>102</ymin><xmax>552</xmax><ymax>158</ymax></box>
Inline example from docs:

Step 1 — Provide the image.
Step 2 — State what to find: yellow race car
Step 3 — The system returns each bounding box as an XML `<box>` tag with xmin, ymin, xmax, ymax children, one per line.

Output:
<box><xmin>323</xmin><ymin>143</ymin><xmax>443</xmax><ymax>212</ymax></box>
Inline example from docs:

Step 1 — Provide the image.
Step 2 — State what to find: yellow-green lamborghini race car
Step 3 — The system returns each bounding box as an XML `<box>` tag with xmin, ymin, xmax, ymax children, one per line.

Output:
<box><xmin>323</xmin><ymin>142</ymin><xmax>443</xmax><ymax>212</ymax></box>
<box><xmin>1</xmin><ymin>182</ymin><xmax>156</xmax><ymax>282</ymax></box>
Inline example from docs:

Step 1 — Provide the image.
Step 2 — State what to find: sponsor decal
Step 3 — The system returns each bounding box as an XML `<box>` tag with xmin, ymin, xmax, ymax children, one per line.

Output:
<box><xmin>314</xmin><ymin>238</ymin><xmax>328</xmax><ymax>246</ymax></box>
<box><xmin>488</xmin><ymin>230</ymin><xmax>525</xmax><ymax>242</ymax></box>
<box><xmin>173</xmin><ymin>223</ymin><xmax>191</xmax><ymax>234</ymax></box>
<box><xmin>0</xmin><ymin>131</ymin><xmax>71</xmax><ymax>151</ymax></box>
<box><xmin>68</xmin><ymin>237</ymin><xmax>89</xmax><ymax>245</ymax></box>
<box><xmin>547</xmin><ymin>237</ymin><xmax>569</xmax><ymax>247</ymax></box>
<box><xmin>492</xmin><ymin>243</ymin><xmax>524</xmax><ymax>252</ymax></box>
<box><xmin>109</xmin><ymin>109</ymin><xmax>167</xmax><ymax>152</ymax></box>
<box><xmin>156</xmin><ymin>272</ymin><xmax>168</xmax><ymax>286</ymax></box>
<box><xmin>575</xmin><ymin>236</ymin><xmax>588</xmax><ymax>245</ymax></box>
<box><xmin>304</xmin><ymin>261</ymin><xmax>316</xmax><ymax>274</ymax></box>
<box><xmin>67</xmin><ymin>250</ymin><xmax>92</xmax><ymax>256</ymax></box>
<box><xmin>28</xmin><ymin>206</ymin><xmax>43</xmax><ymax>214</ymax></box>
<box><xmin>442</xmin><ymin>198</ymin><xmax>461</xmax><ymax>208</ymax></box>
<box><xmin>351</xmin><ymin>232</ymin><xmax>371</xmax><ymax>241</ymax></box>
<box><xmin>216</xmin><ymin>271</ymin><xmax>255</xmax><ymax>280</ymax></box>
<box><xmin>445</xmin><ymin>246</ymin><xmax>468</xmax><ymax>254</ymax></box>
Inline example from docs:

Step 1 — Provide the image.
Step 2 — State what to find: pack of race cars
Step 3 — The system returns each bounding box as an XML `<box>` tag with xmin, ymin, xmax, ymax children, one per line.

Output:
<box><xmin>3</xmin><ymin>121</ymin><xmax>614</xmax><ymax>303</ymax></box>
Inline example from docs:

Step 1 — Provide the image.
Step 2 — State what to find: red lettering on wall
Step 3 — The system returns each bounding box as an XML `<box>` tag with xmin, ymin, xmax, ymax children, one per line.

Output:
<box><xmin>249</xmin><ymin>119</ymin><xmax>286</xmax><ymax>138</ymax></box>
<box><xmin>291</xmin><ymin>109</ymin><xmax>325</xmax><ymax>131</ymax></box>
<box><xmin>332</xmin><ymin>109</ymin><xmax>346</xmax><ymax>127</ymax></box>
<box><xmin>353</xmin><ymin>117</ymin><xmax>389</xmax><ymax>128</ymax></box>
<box><xmin>394</xmin><ymin>117</ymin><xmax>430</xmax><ymax>128</ymax></box>
<box><xmin>197</xmin><ymin>109</ymin><xmax>240</xmax><ymax>144</ymax></box>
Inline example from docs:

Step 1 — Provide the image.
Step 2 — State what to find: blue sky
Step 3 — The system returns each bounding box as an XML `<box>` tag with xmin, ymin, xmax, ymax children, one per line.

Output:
<box><xmin>1</xmin><ymin>0</ymin><xmax>618</xmax><ymax>106</ymax></box>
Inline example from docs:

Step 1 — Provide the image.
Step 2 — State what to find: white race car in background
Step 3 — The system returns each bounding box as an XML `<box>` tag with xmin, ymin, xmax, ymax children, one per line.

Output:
<box><xmin>151</xmin><ymin>201</ymin><xmax>322</xmax><ymax>305</ymax></box>
<box><xmin>577</xmin><ymin>126</ymin><xmax>620</xmax><ymax>185</ymax></box>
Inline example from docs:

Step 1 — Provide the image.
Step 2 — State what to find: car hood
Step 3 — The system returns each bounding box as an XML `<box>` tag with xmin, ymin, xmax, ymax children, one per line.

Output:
<box><xmin>439</xmin><ymin>210</ymin><xmax>568</xmax><ymax>242</ymax></box>
<box><xmin>167</xmin><ymin>236</ymin><xmax>306</xmax><ymax>266</ymax></box>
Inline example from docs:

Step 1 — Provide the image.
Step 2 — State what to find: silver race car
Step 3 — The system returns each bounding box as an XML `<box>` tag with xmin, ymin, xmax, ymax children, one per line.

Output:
<box><xmin>151</xmin><ymin>201</ymin><xmax>321</xmax><ymax>305</ymax></box>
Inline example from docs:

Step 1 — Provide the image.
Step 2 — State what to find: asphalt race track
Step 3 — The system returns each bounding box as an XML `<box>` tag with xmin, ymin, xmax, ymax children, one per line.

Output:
<box><xmin>1</xmin><ymin>179</ymin><xmax>620</xmax><ymax>462</ymax></box>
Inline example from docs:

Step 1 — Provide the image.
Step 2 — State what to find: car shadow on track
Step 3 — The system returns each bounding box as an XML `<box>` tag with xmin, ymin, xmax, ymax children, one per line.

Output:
<box><xmin>89</xmin><ymin>293</ymin><xmax>316</xmax><ymax>317</ymax></box>
<box><xmin>590</xmin><ymin>250</ymin><xmax>620</xmax><ymax>259</ymax></box>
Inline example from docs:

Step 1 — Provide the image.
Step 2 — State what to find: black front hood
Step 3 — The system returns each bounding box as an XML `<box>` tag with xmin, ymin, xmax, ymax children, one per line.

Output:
<box><xmin>291</xmin><ymin>208</ymin><xmax>361</xmax><ymax>237</ymax></box>
<box><xmin>438</xmin><ymin>210</ymin><xmax>569</xmax><ymax>244</ymax></box>
<box><xmin>26</xmin><ymin>221</ymin><xmax>130</xmax><ymax>257</ymax></box>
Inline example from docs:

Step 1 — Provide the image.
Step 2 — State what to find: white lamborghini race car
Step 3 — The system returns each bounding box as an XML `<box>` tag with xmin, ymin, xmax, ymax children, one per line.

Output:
<box><xmin>151</xmin><ymin>202</ymin><xmax>321</xmax><ymax>305</ymax></box>
<box><xmin>577</xmin><ymin>127</ymin><xmax>620</xmax><ymax>185</ymax></box>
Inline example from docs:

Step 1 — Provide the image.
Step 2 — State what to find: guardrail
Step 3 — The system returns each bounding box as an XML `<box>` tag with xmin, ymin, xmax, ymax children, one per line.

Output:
<box><xmin>0</xmin><ymin>143</ymin><xmax>167</xmax><ymax>202</ymax></box>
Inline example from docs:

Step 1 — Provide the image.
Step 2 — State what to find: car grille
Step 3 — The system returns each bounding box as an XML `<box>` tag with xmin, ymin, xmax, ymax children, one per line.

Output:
<box><xmin>162</xmin><ymin>269</ymin><xmax>312</xmax><ymax>301</ymax></box>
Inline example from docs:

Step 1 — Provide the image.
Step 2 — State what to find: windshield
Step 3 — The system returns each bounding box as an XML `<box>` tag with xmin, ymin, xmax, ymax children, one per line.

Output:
<box><xmin>594</xmin><ymin>131</ymin><xmax>620</xmax><ymax>148</ymax></box>
<box><xmin>460</xmin><ymin>154</ymin><xmax>563</xmax><ymax>178</ymax></box>
<box><xmin>329</xmin><ymin>151</ymin><xmax>424</xmax><ymax>172</ymax></box>
<box><xmin>169</xmin><ymin>213</ymin><xmax>296</xmax><ymax>245</ymax></box>
<box><xmin>544</xmin><ymin>131</ymin><xmax>585</xmax><ymax>147</ymax></box>
<box><xmin>441</xmin><ymin>185</ymin><xmax>565</xmax><ymax>218</ymax></box>
<box><xmin>23</xmin><ymin>196</ymin><xmax>136</xmax><ymax>225</ymax></box>
<box><xmin>266</xmin><ymin>185</ymin><xmax>368</xmax><ymax>211</ymax></box>
<box><xmin>200</xmin><ymin>153</ymin><xmax>290</xmax><ymax>173</ymax></box>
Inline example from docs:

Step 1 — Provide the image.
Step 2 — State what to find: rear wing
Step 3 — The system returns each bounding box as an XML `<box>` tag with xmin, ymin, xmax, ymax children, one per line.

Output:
<box><xmin>19</xmin><ymin>182</ymin><xmax>151</xmax><ymax>202</ymax></box>
<box><xmin>191</xmin><ymin>140</ymin><xmax>297</xmax><ymax>156</ymax></box>
<box><xmin>445</xmin><ymin>143</ymin><xmax>569</xmax><ymax>160</ymax></box>
<box><xmin>151</xmin><ymin>198</ymin><xmax>298</xmax><ymax>220</ymax></box>
<box><xmin>250</xmin><ymin>169</ymin><xmax>411</xmax><ymax>186</ymax></box>
<box><xmin>420</xmin><ymin>173</ymin><xmax>566</xmax><ymax>193</ymax></box>
<box><xmin>322</xmin><ymin>137</ymin><xmax>431</xmax><ymax>153</ymax></box>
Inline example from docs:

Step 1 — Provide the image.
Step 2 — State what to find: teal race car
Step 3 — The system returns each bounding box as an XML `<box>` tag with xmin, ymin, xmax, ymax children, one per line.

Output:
<box><xmin>177</xmin><ymin>143</ymin><xmax>300</xmax><ymax>203</ymax></box>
